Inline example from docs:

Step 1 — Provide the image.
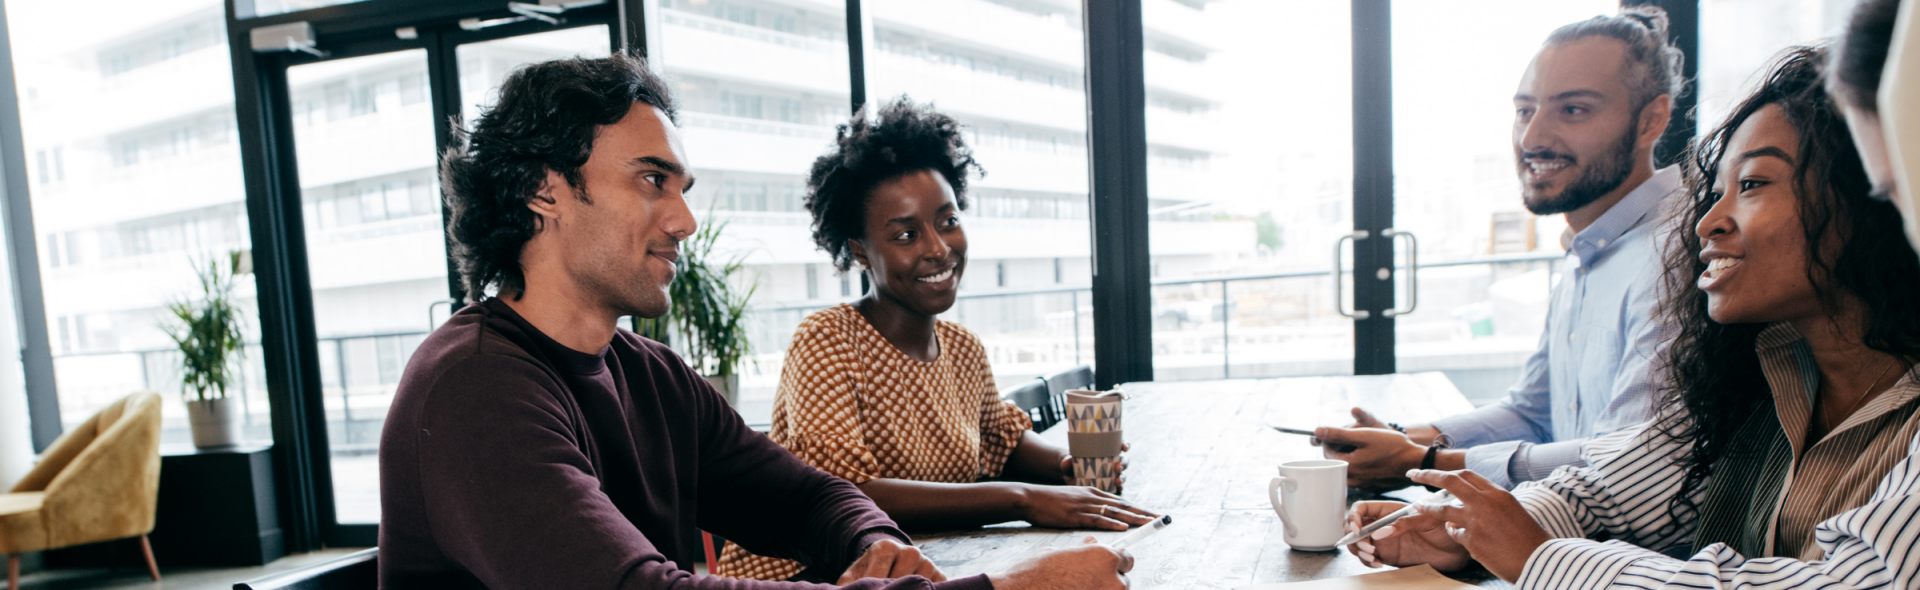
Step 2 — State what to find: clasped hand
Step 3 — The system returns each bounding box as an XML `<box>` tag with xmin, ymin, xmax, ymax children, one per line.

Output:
<box><xmin>1343</xmin><ymin>469</ymin><xmax>1552</xmax><ymax>583</ymax></box>
<box><xmin>839</xmin><ymin>539</ymin><xmax>945</xmax><ymax>584</ymax></box>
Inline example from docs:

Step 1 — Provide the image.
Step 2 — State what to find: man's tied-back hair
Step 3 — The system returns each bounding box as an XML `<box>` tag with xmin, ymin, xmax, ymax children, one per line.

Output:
<box><xmin>1545</xmin><ymin>5</ymin><xmax>1689</xmax><ymax>116</ymax></box>
<box><xmin>804</xmin><ymin>98</ymin><xmax>982</xmax><ymax>273</ymax></box>
<box><xmin>441</xmin><ymin>52</ymin><xmax>677</xmax><ymax>302</ymax></box>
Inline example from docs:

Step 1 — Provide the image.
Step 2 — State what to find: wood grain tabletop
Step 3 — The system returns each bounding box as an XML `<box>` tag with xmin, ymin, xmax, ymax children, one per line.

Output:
<box><xmin>912</xmin><ymin>373</ymin><xmax>1513</xmax><ymax>590</ymax></box>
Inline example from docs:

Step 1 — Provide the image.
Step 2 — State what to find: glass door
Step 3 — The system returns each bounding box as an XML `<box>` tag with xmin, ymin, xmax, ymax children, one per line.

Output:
<box><xmin>1388</xmin><ymin>1</ymin><xmax>1616</xmax><ymax>405</ymax></box>
<box><xmin>286</xmin><ymin>24</ymin><xmax>614</xmax><ymax>529</ymax></box>
<box><xmin>244</xmin><ymin>7</ymin><xmax>617</xmax><ymax>543</ymax></box>
<box><xmin>284</xmin><ymin>48</ymin><xmax>440</xmax><ymax>525</ymax></box>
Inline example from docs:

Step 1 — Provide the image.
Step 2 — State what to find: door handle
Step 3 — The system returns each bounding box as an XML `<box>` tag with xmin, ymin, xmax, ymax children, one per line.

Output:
<box><xmin>1332</xmin><ymin>231</ymin><xmax>1370</xmax><ymax>320</ymax></box>
<box><xmin>427</xmin><ymin>299</ymin><xmax>457</xmax><ymax>331</ymax></box>
<box><xmin>1381</xmin><ymin>229</ymin><xmax>1418</xmax><ymax>317</ymax></box>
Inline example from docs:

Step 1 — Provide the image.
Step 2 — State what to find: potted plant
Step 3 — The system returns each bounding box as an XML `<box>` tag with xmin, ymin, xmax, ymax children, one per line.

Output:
<box><xmin>639</xmin><ymin>214</ymin><xmax>755</xmax><ymax>405</ymax></box>
<box><xmin>166</xmin><ymin>251</ymin><xmax>249</xmax><ymax>449</ymax></box>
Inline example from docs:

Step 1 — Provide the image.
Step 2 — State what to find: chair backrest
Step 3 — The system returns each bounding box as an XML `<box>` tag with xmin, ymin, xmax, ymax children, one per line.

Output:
<box><xmin>1042</xmin><ymin>365</ymin><xmax>1095</xmax><ymax>396</ymax></box>
<box><xmin>15</xmin><ymin>392</ymin><xmax>163</xmax><ymax>547</ymax></box>
<box><xmin>1038</xmin><ymin>365</ymin><xmax>1094</xmax><ymax>428</ymax></box>
<box><xmin>234</xmin><ymin>548</ymin><xmax>377</xmax><ymax>590</ymax></box>
<box><xmin>1001</xmin><ymin>379</ymin><xmax>1059</xmax><ymax>431</ymax></box>
<box><xmin>11</xmin><ymin>392</ymin><xmax>159</xmax><ymax>494</ymax></box>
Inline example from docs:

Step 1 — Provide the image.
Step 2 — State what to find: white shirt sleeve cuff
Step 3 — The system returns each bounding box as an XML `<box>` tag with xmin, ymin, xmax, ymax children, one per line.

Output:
<box><xmin>1461</xmin><ymin>440</ymin><xmax>1523</xmax><ymax>489</ymax></box>
<box><xmin>1429</xmin><ymin>406</ymin><xmax>1525</xmax><ymax>449</ymax></box>
<box><xmin>1512</xmin><ymin>439</ymin><xmax>1589</xmax><ymax>484</ymax></box>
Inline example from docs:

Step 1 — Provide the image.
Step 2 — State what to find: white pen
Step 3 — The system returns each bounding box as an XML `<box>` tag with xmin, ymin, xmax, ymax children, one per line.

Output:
<box><xmin>1109</xmin><ymin>515</ymin><xmax>1173</xmax><ymax>550</ymax></box>
<box><xmin>1333</xmin><ymin>490</ymin><xmax>1455</xmax><ymax>548</ymax></box>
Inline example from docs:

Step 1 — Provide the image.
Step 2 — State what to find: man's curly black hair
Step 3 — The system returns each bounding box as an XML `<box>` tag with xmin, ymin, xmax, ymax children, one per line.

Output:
<box><xmin>441</xmin><ymin>52</ymin><xmax>677</xmax><ymax>302</ymax></box>
<box><xmin>805</xmin><ymin>98</ymin><xmax>982</xmax><ymax>272</ymax></box>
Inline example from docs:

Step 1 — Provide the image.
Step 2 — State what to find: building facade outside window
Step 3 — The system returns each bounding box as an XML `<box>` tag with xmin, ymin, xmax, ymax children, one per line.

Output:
<box><xmin>7</xmin><ymin>0</ymin><xmax>271</xmax><ymax>445</ymax></box>
<box><xmin>1698</xmin><ymin>0</ymin><xmax>1851</xmax><ymax>133</ymax></box>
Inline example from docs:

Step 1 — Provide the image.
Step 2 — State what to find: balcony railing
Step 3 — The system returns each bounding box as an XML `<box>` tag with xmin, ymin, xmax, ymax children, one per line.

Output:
<box><xmin>49</xmin><ymin>251</ymin><xmax>1565</xmax><ymax>443</ymax></box>
<box><xmin>682</xmin><ymin>112</ymin><xmax>835</xmax><ymax>140</ymax></box>
<box><xmin>750</xmin><ymin>251</ymin><xmax>1565</xmax><ymax>379</ymax></box>
<box><xmin>52</xmin><ymin>330</ymin><xmax>428</xmax><ymax>453</ymax></box>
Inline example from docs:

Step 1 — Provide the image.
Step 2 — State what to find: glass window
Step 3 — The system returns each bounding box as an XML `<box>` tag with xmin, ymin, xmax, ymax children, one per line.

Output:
<box><xmin>1698</xmin><ymin>0</ymin><xmax>1850</xmax><ymax>133</ymax></box>
<box><xmin>1144</xmin><ymin>0</ymin><xmax>1352</xmax><ymax>382</ymax></box>
<box><xmin>7</xmin><ymin>0</ymin><xmax>270</xmax><ymax>445</ymax></box>
<box><xmin>654</xmin><ymin>0</ymin><xmax>851</xmax><ymax>424</ymax></box>
<box><xmin>1391</xmin><ymin>1</ymin><xmax>1617</xmax><ymax>405</ymax></box>
<box><xmin>859</xmin><ymin>0</ymin><xmax>1094</xmax><ymax>396</ymax></box>
<box><xmin>458</xmin><ymin>26</ymin><xmax>613</xmax><ymax>125</ymax></box>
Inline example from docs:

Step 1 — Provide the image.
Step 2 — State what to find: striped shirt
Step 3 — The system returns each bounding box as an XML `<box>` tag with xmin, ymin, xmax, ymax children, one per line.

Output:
<box><xmin>1510</xmin><ymin>322</ymin><xmax>1920</xmax><ymax>590</ymax></box>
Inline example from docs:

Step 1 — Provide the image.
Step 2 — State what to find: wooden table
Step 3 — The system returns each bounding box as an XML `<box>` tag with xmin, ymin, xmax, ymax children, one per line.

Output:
<box><xmin>914</xmin><ymin>373</ymin><xmax>1508</xmax><ymax>589</ymax></box>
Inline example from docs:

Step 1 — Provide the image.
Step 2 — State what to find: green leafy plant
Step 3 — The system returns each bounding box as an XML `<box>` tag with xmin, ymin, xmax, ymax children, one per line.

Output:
<box><xmin>639</xmin><ymin>213</ymin><xmax>756</xmax><ymax>376</ymax></box>
<box><xmin>165</xmin><ymin>252</ymin><xmax>247</xmax><ymax>402</ymax></box>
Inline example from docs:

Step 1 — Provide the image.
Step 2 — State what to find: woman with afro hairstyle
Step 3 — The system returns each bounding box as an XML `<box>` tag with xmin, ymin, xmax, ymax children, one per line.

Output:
<box><xmin>713</xmin><ymin>99</ymin><xmax>1158</xmax><ymax>581</ymax></box>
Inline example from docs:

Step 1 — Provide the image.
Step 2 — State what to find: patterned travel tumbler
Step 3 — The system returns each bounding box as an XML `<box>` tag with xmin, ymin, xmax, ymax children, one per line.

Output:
<box><xmin>1066</xmin><ymin>389</ymin><xmax>1124</xmax><ymax>494</ymax></box>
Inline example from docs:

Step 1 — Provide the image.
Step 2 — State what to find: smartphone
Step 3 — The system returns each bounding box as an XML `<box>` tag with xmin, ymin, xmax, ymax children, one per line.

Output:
<box><xmin>1270</xmin><ymin>424</ymin><xmax>1356</xmax><ymax>453</ymax></box>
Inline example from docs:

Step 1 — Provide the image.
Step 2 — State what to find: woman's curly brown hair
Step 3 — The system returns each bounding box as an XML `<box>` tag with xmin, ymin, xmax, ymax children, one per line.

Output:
<box><xmin>441</xmin><ymin>52</ymin><xmax>676</xmax><ymax>302</ymax></box>
<box><xmin>1653</xmin><ymin>45</ymin><xmax>1920</xmax><ymax>534</ymax></box>
<box><xmin>804</xmin><ymin>98</ymin><xmax>983</xmax><ymax>272</ymax></box>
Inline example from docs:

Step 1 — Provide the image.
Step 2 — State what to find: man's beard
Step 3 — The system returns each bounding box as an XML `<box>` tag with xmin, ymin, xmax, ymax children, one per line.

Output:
<box><xmin>1521</xmin><ymin>125</ymin><xmax>1637</xmax><ymax>216</ymax></box>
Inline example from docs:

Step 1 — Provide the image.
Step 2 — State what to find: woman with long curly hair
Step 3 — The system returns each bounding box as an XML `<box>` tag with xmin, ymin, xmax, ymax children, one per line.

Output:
<box><xmin>1343</xmin><ymin>45</ymin><xmax>1920</xmax><ymax>590</ymax></box>
<box><xmin>712</xmin><ymin>99</ymin><xmax>1157</xmax><ymax>581</ymax></box>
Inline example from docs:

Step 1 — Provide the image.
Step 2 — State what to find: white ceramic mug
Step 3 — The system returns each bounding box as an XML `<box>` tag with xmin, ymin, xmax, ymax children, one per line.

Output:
<box><xmin>1267</xmin><ymin>459</ymin><xmax>1348</xmax><ymax>551</ymax></box>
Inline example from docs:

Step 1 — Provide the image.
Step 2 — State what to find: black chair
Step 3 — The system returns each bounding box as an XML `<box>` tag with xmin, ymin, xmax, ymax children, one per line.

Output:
<box><xmin>1040</xmin><ymin>365</ymin><xmax>1095</xmax><ymax>423</ymax></box>
<box><xmin>234</xmin><ymin>548</ymin><xmax>376</xmax><ymax>590</ymax></box>
<box><xmin>1002</xmin><ymin>379</ymin><xmax>1060</xmax><ymax>431</ymax></box>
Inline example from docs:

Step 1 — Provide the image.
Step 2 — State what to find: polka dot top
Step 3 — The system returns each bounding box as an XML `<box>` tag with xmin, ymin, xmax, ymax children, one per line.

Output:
<box><xmin>712</xmin><ymin>304</ymin><xmax>1033</xmax><ymax>580</ymax></box>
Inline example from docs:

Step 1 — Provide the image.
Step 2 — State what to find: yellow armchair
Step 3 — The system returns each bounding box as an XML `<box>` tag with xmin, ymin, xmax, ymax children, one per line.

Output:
<box><xmin>1</xmin><ymin>392</ymin><xmax>163</xmax><ymax>588</ymax></box>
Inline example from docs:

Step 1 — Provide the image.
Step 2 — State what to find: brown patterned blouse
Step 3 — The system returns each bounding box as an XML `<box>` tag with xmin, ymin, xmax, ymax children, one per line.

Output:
<box><xmin>712</xmin><ymin>304</ymin><xmax>1033</xmax><ymax>580</ymax></box>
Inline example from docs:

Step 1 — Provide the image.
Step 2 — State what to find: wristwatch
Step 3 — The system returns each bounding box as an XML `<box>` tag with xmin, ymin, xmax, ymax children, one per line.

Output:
<box><xmin>1418</xmin><ymin>433</ymin><xmax>1455</xmax><ymax>492</ymax></box>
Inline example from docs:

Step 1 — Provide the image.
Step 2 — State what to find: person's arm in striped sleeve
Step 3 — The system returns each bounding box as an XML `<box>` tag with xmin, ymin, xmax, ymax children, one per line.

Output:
<box><xmin>1512</xmin><ymin>432</ymin><xmax>1920</xmax><ymax>590</ymax></box>
<box><xmin>1347</xmin><ymin>409</ymin><xmax>1700</xmax><ymax>579</ymax></box>
<box><xmin>1359</xmin><ymin>415</ymin><xmax>1920</xmax><ymax>590</ymax></box>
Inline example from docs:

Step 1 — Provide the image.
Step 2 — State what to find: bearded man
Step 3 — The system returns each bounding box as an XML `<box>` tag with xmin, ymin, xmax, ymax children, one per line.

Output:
<box><xmin>1315</xmin><ymin>7</ymin><xmax>1685</xmax><ymax>491</ymax></box>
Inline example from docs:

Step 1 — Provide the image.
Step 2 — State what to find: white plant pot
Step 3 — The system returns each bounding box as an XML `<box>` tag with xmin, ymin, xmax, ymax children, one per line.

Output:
<box><xmin>703</xmin><ymin>374</ymin><xmax>739</xmax><ymax>407</ymax></box>
<box><xmin>186</xmin><ymin>397</ymin><xmax>244</xmax><ymax>449</ymax></box>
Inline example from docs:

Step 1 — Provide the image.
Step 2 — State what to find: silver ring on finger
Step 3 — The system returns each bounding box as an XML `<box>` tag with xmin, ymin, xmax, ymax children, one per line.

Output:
<box><xmin>1099</xmin><ymin>505</ymin><xmax>1108</xmax><ymax>516</ymax></box>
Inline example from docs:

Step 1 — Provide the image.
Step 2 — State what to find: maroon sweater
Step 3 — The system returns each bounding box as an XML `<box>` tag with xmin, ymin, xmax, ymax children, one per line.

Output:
<box><xmin>378</xmin><ymin>299</ymin><xmax>992</xmax><ymax>589</ymax></box>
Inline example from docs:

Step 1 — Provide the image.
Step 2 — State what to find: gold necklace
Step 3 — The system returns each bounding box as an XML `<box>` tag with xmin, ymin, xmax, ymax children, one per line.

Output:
<box><xmin>1823</xmin><ymin>358</ymin><xmax>1900</xmax><ymax>434</ymax></box>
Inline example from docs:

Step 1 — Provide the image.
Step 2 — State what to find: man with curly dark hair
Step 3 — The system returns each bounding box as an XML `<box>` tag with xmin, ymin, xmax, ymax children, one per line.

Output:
<box><xmin>712</xmin><ymin>99</ymin><xmax>1153</xmax><ymax>582</ymax></box>
<box><xmin>378</xmin><ymin>54</ymin><xmax>1131</xmax><ymax>590</ymax></box>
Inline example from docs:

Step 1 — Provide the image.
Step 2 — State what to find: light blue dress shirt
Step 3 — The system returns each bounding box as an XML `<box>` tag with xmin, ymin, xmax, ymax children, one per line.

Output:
<box><xmin>1428</xmin><ymin>165</ymin><xmax>1682</xmax><ymax>489</ymax></box>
